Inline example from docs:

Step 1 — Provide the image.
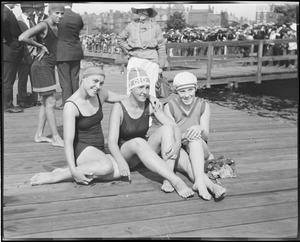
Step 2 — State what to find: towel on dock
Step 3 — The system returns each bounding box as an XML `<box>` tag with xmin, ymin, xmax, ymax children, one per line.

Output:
<box><xmin>205</xmin><ymin>155</ymin><xmax>236</xmax><ymax>181</ymax></box>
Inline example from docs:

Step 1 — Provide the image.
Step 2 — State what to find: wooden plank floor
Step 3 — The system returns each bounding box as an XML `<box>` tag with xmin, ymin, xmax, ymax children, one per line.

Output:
<box><xmin>2</xmin><ymin>65</ymin><xmax>298</xmax><ymax>239</ymax></box>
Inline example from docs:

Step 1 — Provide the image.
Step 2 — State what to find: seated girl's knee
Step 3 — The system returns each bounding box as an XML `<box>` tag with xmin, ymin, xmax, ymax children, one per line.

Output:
<box><xmin>132</xmin><ymin>137</ymin><xmax>149</xmax><ymax>151</ymax></box>
<box><xmin>95</xmin><ymin>158</ymin><xmax>114</xmax><ymax>175</ymax></box>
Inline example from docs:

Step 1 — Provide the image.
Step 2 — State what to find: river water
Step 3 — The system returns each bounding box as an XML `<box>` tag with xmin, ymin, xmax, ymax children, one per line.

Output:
<box><xmin>197</xmin><ymin>78</ymin><xmax>298</xmax><ymax>126</ymax></box>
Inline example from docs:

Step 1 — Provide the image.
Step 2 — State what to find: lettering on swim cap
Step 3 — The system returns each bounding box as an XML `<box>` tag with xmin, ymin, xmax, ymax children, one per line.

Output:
<box><xmin>127</xmin><ymin>67</ymin><xmax>150</xmax><ymax>90</ymax></box>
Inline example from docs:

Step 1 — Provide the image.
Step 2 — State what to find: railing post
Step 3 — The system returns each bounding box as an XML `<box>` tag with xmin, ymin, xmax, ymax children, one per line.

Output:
<box><xmin>256</xmin><ymin>40</ymin><xmax>263</xmax><ymax>84</ymax></box>
<box><xmin>120</xmin><ymin>50</ymin><xmax>125</xmax><ymax>74</ymax></box>
<box><xmin>166</xmin><ymin>45</ymin><xmax>171</xmax><ymax>71</ymax></box>
<box><xmin>206</xmin><ymin>42</ymin><xmax>213</xmax><ymax>88</ymax></box>
<box><xmin>250</xmin><ymin>43</ymin><xmax>254</xmax><ymax>65</ymax></box>
<box><xmin>110</xmin><ymin>37</ymin><xmax>114</xmax><ymax>54</ymax></box>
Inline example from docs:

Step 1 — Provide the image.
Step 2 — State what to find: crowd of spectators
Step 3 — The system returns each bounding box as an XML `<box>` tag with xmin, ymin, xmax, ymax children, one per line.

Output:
<box><xmin>80</xmin><ymin>33</ymin><xmax>121</xmax><ymax>54</ymax></box>
<box><xmin>82</xmin><ymin>22</ymin><xmax>297</xmax><ymax>68</ymax></box>
<box><xmin>162</xmin><ymin>22</ymin><xmax>297</xmax><ymax>68</ymax></box>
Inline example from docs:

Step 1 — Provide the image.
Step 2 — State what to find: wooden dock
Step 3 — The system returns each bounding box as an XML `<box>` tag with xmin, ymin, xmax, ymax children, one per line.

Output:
<box><xmin>2</xmin><ymin>66</ymin><xmax>298</xmax><ymax>239</ymax></box>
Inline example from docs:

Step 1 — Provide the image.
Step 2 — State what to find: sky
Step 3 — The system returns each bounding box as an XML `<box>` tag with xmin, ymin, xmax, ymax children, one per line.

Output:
<box><xmin>11</xmin><ymin>2</ymin><xmax>297</xmax><ymax>21</ymax></box>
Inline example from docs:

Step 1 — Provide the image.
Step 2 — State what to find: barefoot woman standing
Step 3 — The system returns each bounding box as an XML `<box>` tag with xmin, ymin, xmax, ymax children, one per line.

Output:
<box><xmin>19</xmin><ymin>3</ymin><xmax>65</xmax><ymax>147</ymax></box>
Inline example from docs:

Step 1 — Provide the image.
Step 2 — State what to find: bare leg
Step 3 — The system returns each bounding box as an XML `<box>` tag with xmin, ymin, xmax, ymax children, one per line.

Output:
<box><xmin>34</xmin><ymin>99</ymin><xmax>52</xmax><ymax>143</ymax></box>
<box><xmin>177</xmin><ymin>147</ymin><xmax>226</xmax><ymax>200</ymax></box>
<box><xmin>121</xmin><ymin>137</ymin><xmax>194</xmax><ymax>198</ymax></box>
<box><xmin>161</xmin><ymin>159</ymin><xmax>176</xmax><ymax>193</ymax></box>
<box><xmin>186</xmin><ymin>140</ymin><xmax>212</xmax><ymax>200</ymax></box>
<box><xmin>31</xmin><ymin>147</ymin><xmax>120</xmax><ymax>185</ymax></box>
<box><xmin>148</xmin><ymin>125</ymin><xmax>177</xmax><ymax>193</ymax></box>
<box><xmin>44</xmin><ymin>94</ymin><xmax>64</xmax><ymax>147</ymax></box>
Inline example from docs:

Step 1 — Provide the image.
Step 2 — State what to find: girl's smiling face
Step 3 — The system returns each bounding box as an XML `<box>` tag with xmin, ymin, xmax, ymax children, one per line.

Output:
<box><xmin>83</xmin><ymin>74</ymin><xmax>105</xmax><ymax>97</ymax></box>
<box><xmin>177</xmin><ymin>87</ymin><xmax>196</xmax><ymax>106</ymax></box>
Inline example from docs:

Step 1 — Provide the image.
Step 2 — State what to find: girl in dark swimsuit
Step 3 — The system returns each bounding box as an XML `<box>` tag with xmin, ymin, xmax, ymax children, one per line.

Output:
<box><xmin>108</xmin><ymin>67</ymin><xmax>194</xmax><ymax>199</ymax></box>
<box><xmin>19</xmin><ymin>3</ymin><xmax>65</xmax><ymax>147</ymax></box>
<box><xmin>30</xmin><ymin>65</ymin><xmax>128</xmax><ymax>185</ymax></box>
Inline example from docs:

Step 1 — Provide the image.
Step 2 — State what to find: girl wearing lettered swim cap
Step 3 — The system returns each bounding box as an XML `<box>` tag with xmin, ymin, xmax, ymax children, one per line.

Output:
<box><xmin>107</xmin><ymin>67</ymin><xmax>195</xmax><ymax>198</ymax></box>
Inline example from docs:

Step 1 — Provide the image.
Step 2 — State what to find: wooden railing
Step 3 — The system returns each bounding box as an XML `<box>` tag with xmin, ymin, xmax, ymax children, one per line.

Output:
<box><xmin>165</xmin><ymin>38</ymin><xmax>298</xmax><ymax>87</ymax></box>
<box><xmin>84</xmin><ymin>38</ymin><xmax>297</xmax><ymax>86</ymax></box>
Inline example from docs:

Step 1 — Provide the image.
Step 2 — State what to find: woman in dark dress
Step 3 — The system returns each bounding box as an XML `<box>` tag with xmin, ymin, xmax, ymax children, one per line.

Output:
<box><xmin>19</xmin><ymin>3</ymin><xmax>65</xmax><ymax>147</ymax></box>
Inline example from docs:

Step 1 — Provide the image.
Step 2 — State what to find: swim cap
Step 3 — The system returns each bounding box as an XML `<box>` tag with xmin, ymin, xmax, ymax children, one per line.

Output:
<box><xmin>82</xmin><ymin>65</ymin><xmax>105</xmax><ymax>79</ymax></box>
<box><xmin>127</xmin><ymin>67</ymin><xmax>150</xmax><ymax>91</ymax></box>
<box><xmin>49</xmin><ymin>3</ymin><xmax>65</xmax><ymax>12</ymax></box>
<box><xmin>173</xmin><ymin>72</ymin><xmax>197</xmax><ymax>91</ymax></box>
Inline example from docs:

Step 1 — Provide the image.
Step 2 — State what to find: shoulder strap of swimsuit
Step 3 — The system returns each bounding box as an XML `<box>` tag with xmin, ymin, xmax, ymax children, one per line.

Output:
<box><xmin>97</xmin><ymin>93</ymin><xmax>102</xmax><ymax>109</ymax></box>
<box><xmin>65</xmin><ymin>100</ymin><xmax>81</xmax><ymax>116</ymax></box>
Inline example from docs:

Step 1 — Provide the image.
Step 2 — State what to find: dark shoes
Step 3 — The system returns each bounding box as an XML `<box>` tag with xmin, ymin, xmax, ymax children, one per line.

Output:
<box><xmin>5</xmin><ymin>104</ymin><xmax>23</xmax><ymax>113</ymax></box>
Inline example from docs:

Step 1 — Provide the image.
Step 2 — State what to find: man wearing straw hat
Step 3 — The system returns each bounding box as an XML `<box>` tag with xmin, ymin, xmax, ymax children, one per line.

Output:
<box><xmin>117</xmin><ymin>4</ymin><xmax>167</xmax><ymax>98</ymax></box>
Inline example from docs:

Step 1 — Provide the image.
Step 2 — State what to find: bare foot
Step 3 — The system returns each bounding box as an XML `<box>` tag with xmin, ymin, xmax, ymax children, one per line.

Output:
<box><xmin>161</xmin><ymin>179</ymin><xmax>175</xmax><ymax>193</ymax></box>
<box><xmin>192</xmin><ymin>182</ymin><xmax>212</xmax><ymax>201</ymax></box>
<box><xmin>51</xmin><ymin>137</ymin><xmax>64</xmax><ymax>147</ymax></box>
<box><xmin>34</xmin><ymin>135</ymin><xmax>52</xmax><ymax>143</ymax></box>
<box><xmin>30</xmin><ymin>172</ymin><xmax>55</xmax><ymax>186</ymax></box>
<box><xmin>172</xmin><ymin>178</ymin><xmax>194</xmax><ymax>198</ymax></box>
<box><xmin>211</xmin><ymin>183</ymin><xmax>227</xmax><ymax>199</ymax></box>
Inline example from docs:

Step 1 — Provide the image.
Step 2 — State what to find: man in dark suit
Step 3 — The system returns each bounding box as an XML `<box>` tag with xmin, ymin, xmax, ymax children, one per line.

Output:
<box><xmin>56</xmin><ymin>3</ymin><xmax>84</xmax><ymax>110</ymax></box>
<box><xmin>33</xmin><ymin>2</ymin><xmax>48</xmax><ymax>24</ymax></box>
<box><xmin>3</xmin><ymin>3</ymin><xmax>24</xmax><ymax>113</ymax></box>
<box><xmin>16</xmin><ymin>3</ymin><xmax>38</xmax><ymax>108</ymax></box>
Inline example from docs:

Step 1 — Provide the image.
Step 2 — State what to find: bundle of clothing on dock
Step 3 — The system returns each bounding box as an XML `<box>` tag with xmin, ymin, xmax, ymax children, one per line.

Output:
<box><xmin>205</xmin><ymin>155</ymin><xmax>236</xmax><ymax>183</ymax></box>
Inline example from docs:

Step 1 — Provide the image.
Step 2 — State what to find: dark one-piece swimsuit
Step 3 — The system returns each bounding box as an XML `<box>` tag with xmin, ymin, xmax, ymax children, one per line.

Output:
<box><xmin>65</xmin><ymin>94</ymin><xmax>105</xmax><ymax>165</ymax></box>
<box><xmin>118</xmin><ymin>99</ymin><xmax>150</xmax><ymax>147</ymax></box>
